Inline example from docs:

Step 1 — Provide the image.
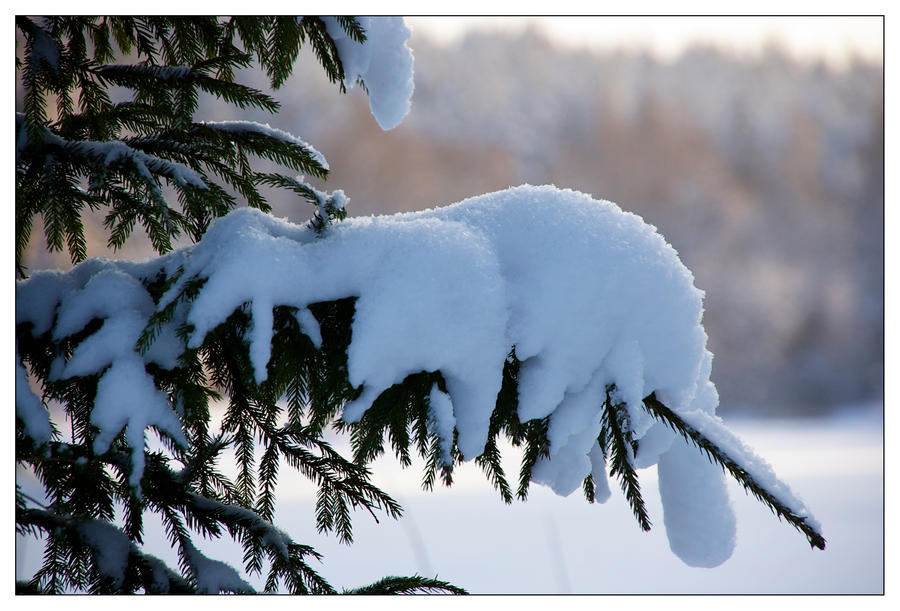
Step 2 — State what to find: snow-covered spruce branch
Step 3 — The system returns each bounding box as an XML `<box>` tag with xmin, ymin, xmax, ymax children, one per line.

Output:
<box><xmin>16</xmin><ymin>505</ymin><xmax>194</xmax><ymax>594</ymax></box>
<box><xmin>17</xmin><ymin>108</ymin><xmax>334</xmax><ymax>272</ymax></box>
<box><xmin>93</xmin><ymin>61</ymin><xmax>281</xmax><ymax>115</ymax></box>
<box><xmin>17</xmin><ymin>443</ymin><xmax>460</xmax><ymax>594</ymax></box>
<box><xmin>641</xmin><ymin>393</ymin><xmax>826</xmax><ymax>550</ymax></box>
<box><xmin>17</xmin><ymin>184</ymin><xmax>826</xmax><ymax>579</ymax></box>
<box><xmin>196</xmin><ymin>121</ymin><xmax>329</xmax><ymax>170</ymax></box>
<box><xmin>17</xmin><ymin>15</ymin><xmax>825</xmax><ymax>591</ymax></box>
<box><xmin>15</xmin><ymin>438</ymin><xmax>401</xmax><ymax>593</ymax></box>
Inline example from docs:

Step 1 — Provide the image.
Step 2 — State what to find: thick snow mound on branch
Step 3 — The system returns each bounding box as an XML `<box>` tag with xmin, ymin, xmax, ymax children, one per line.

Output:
<box><xmin>168</xmin><ymin>185</ymin><xmax>711</xmax><ymax>457</ymax></box>
<box><xmin>163</xmin><ymin>183</ymin><xmax>741</xmax><ymax>564</ymax></box>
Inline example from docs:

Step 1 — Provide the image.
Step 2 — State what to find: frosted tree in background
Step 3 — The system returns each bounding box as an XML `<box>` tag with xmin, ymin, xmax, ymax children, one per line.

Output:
<box><xmin>16</xmin><ymin>16</ymin><xmax>824</xmax><ymax>594</ymax></box>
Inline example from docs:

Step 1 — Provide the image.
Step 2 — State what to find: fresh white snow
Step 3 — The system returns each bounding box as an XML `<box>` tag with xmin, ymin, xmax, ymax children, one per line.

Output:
<box><xmin>657</xmin><ymin>437</ymin><xmax>737</xmax><ymax>567</ymax></box>
<box><xmin>15</xmin><ymin>348</ymin><xmax>53</xmax><ymax>445</ymax></box>
<box><xmin>27</xmin><ymin>19</ymin><xmax>60</xmax><ymax>75</ymax></box>
<box><xmin>182</xmin><ymin>540</ymin><xmax>254</xmax><ymax>594</ymax></box>
<box><xmin>321</xmin><ymin>17</ymin><xmax>415</xmax><ymax>130</ymax></box>
<box><xmin>427</xmin><ymin>385</ymin><xmax>456</xmax><ymax>466</ymax></box>
<box><xmin>77</xmin><ymin>521</ymin><xmax>132</xmax><ymax>590</ymax></box>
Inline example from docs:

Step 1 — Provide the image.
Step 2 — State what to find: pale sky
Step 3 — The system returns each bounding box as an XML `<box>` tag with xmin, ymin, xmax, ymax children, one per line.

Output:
<box><xmin>407</xmin><ymin>16</ymin><xmax>883</xmax><ymax>68</ymax></box>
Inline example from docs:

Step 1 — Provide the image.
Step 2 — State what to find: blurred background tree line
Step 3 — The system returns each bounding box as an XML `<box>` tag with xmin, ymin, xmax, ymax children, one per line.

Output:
<box><xmin>19</xmin><ymin>23</ymin><xmax>883</xmax><ymax>419</ymax></box>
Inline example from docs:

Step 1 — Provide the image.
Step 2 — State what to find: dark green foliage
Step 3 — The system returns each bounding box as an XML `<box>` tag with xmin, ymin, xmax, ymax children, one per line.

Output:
<box><xmin>15</xmin><ymin>16</ymin><xmax>349</xmax><ymax>277</ymax></box>
<box><xmin>344</xmin><ymin>575</ymin><xmax>468</xmax><ymax>595</ymax></box>
<box><xmin>600</xmin><ymin>388</ymin><xmax>652</xmax><ymax>531</ymax></box>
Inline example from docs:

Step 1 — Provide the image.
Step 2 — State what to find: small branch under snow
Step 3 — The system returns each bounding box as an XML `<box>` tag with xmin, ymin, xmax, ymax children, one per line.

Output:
<box><xmin>18</xmin><ymin>119</ymin><xmax>209</xmax><ymax>191</ymax></box>
<box><xmin>200</xmin><ymin>120</ymin><xmax>329</xmax><ymax>170</ymax></box>
<box><xmin>642</xmin><ymin>393</ymin><xmax>826</xmax><ymax>550</ymax></box>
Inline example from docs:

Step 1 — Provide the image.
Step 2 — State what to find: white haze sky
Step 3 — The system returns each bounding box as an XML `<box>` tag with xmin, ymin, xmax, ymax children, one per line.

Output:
<box><xmin>407</xmin><ymin>16</ymin><xmax>883</xmax><ymax>69</ymax></box>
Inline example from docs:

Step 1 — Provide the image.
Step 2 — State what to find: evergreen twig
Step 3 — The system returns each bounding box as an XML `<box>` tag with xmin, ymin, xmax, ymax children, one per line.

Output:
<box><xmin>344</xmin><ymin>575</ymin><xmax>468</xmax><ymax>595</ymax></box>
<box><xmin>641</xmin><ymin>393</ymin><xmax>826</xmax><ymax>550</ymax></box>
<box><xmin>601</xmin><ymin>388</ymin><xmax>651</xmax><ymax>531</ymax></box>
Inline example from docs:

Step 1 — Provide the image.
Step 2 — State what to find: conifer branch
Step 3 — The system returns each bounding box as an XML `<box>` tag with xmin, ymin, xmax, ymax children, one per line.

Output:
<box><xmin>601</xmin><ymin>388</ymin><xmax>651</xmax><ymax>531</ymax></box>
<box><xmin>641</xmin><ymin>393</ymin><xmax>826</xmax><ymax>550</ymax></box>
<box><xmin>344</xmin><ymin>575</ymin><xmax>468</xmax><ymax>595</ymax></box>
<box><xmin>582</xmin><ymin>474</ymin><xmax>597</xmax><ymax>503</ymax></box>
<box><xmin>517</xmin><ymin>417</ymin><xmax>551</xmax><ymax>500</ymax></box>
<box><xmin>18</xmin><ymin>506</ymin><xmax>193</xmax><ymax>593</ymax></box>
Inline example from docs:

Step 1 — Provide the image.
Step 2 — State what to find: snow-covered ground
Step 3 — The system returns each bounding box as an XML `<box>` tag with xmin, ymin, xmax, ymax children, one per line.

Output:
<box><xmin>15</xmin><ymin>403</ymin><xmax>883</xmax><ymax>594</ymax></box>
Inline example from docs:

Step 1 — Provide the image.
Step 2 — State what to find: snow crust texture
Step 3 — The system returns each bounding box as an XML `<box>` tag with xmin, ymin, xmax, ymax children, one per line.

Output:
<box><xmin>16</xmin><ymin>184</ymin><xmax>820</xmax><ymax>567</ymax></box>
<box><xmin>322</xmin><ymin>16</ymin><xmax>414</xmax><ymax>130</ymax></box>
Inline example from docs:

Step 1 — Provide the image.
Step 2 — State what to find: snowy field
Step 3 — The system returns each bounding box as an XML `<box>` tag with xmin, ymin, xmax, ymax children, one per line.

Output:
<box><xmin>15</xmin><ymin>404</ymin><xmax>883</xmax><ymax>594</ymax></box>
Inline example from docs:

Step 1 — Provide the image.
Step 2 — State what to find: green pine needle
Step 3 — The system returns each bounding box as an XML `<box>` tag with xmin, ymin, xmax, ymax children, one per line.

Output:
<box><xmin>641</xmin><ymin>393</ymin><xmax>827</xmax><ymax>550</ymax></box>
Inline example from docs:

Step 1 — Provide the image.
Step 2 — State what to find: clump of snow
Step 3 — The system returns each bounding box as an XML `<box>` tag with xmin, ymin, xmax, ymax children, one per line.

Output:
<box><xmin>16</xmin><ymin>266</ymin><xmax>78</xmax><ymax>336</ymax></box>
<box><xmin>16</xmin><ymin>348</ymin><xmax>53</xmax><ymax>445</ymax></box>
<box><xmin>588</xmin><ymin>444</ymin><xmax>612</xmax><ymax>503</ymax></box>
<box><xmin>77</xmin><ymin>520</ymin><xmax>131</xmax><ymax>590</ymax></box>
<box><xmin>633</xmin><ymin>421</ymin><xmax>676</xmax><ymax>469</ymax></box>
<box><xmin>162</xmin><ymin>184</ymin><xmax>709</xmax><ymax>459</ymax></box>
<box><xmin>322</xmin><ymin>17</ymin><xmax>415</xmax><ymax>130</ymax></box>
<box><xmin>289</xmin><ymin>176</ymin><xmax>347</xmax><ymax>229</ymax></box>
<box><xmin>329</xmin><ymin>189</ymin><xmax>347</xmax><ymax>211</ymax></box>
<box><xmin>166</xmin><ymin>205</ymin><xmax>507</xmax><ymax>458</ymax></box>
<box><xmin>183</xmin><ymin>540</ymin><xmax>254</xmax><ymax>594</ymax></box>
<box><xmin>295</xmin><ymin>306</ymin><xmax>323</xmax><ymax>348</ymax></box>
<box><xmin>657</xmin><ymin>437</ymin><xmax>736</xmax><ymax>568</ymax></box>
<box><xmin>531</xmin><ymin>374</ymin><xmax>607</xmax><ymax>497</ymax></box>
<box><xmin>428</xmin><ymin>385</ymin><xmax>456</xmax><ymax>465</ymax></box>
<box><xmin>28</xmin><ymin>20</ymin><xmax>61</xmax><ymax>75</ymax></box>
<box><xmin>92</xmin><ymin>357</ymin><xmax>185</xmax><ymax>489</ymax></box>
